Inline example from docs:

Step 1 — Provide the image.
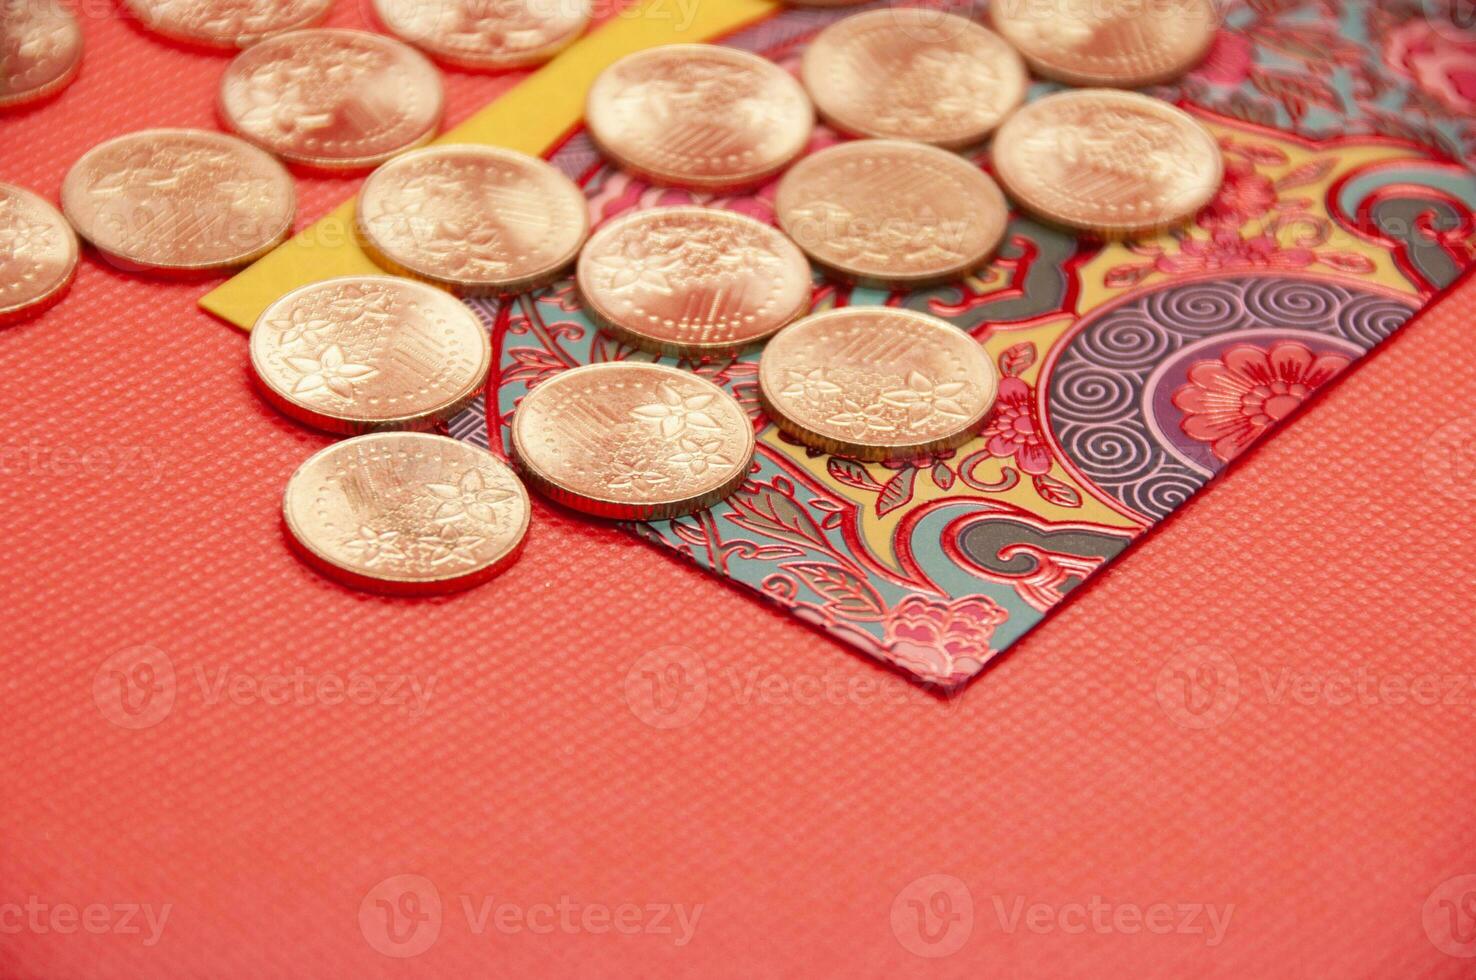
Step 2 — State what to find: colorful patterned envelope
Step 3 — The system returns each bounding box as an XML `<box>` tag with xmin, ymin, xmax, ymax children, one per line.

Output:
<box><xmin>205</xmin><ymin>0</ymin><xmax>1476</xmax><ymax>689</ymax></box>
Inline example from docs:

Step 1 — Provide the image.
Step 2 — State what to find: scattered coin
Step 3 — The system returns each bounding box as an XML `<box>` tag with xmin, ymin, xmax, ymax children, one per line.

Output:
<box><xmin>0</xmin><ymin>0</ymin><xmax>82</xmax><ymax>111</ymax></box>
<box><xmin>356</xmin><ymin>144</ymin><xmax>589</xmax><ymax>295</ymax></box>
<box><xmin>250</xmin><ymin>276</ymin><xmax>491</xmax><ymax>434</ymax></box>
<box><xmin>511</xmin><ymin>362</ymin><xmax>755</xmax><ymax>520</ymax></box>
<box><xmin>0</xmin><ymin>183</ymin><xmax>78</xmax><ymax>325</ymax></box>
<box><xmin>991</xmin><ymin>89</ymin><xmax>1223</xmax><ymax>237</ymax></box>
<box><xmin>61</xmin><ymin>128</ymin><xmax>295</xmax><ymax>274</ymax></box>
<box><xmin>758</xmin><ymin>307</ymin><xmax>998</xmax><ymax>461</ymax></box>
<box><xmin>219</xmin><ymin>29</ymin><xmax>443</xmax><ymax>171</ymax></box>
<box><xmin>775</xmin><ymin>139</ymin><xmax>1009</xmax><ymax>288</ymax></box>
<box><xmin>576</xmin><ymin>206</ymin><xmax>812</xmax><ymax>360</ymax></box>
<box><xmin>801</xmin><ymin>8</ymin><xmax>1026</xmax><ymax>148</ymax></box>
<box><xmin>373</xmin><ymin>0</ymin><xmax>591</xmax><ymax>71</ymax></box>
<box><xmin>283</xmin><ymin>432</ymin><xmax>530</xmax><ymax>595</ymax></box>
<box><xmin>989</xmin><ymin>0</ymin><xmax>1216</xmax><ymax>87</ymax></box>
<box><xmin>123</xmin><ymin>0</ymin><xmax>331</xmax><ymax>49</ymax></box>
<box><xmin>586</xmin><ymin>43</ymin><xmax>814</xmax><ymax>191</ymax></box>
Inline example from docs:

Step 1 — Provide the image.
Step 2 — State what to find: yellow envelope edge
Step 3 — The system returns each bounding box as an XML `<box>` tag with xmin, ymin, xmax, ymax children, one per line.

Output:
<box><xmin>200</xmin><ymin>0</ymin><xmax>780</xmax><ymax>331</ymax></box>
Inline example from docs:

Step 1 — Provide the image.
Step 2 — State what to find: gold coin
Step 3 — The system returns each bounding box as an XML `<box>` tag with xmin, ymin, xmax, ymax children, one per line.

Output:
<box><xmin>61</xmin><ymin>128</ymin><xmax>295</xmax><ymax>274</ymax></box>
<box><xmin>576</xmin><ymin>206</ymin><xmax>812</xmax><ymax>360</ymax></box>
<box><xmin>801</xmin><ymin>9</ymin><xmax>1026</xmax><ymax>148</ymax></box>
<box><xmin>219</xmin><ymin>29</ymin><xmax>443</xmax><ymax>171</ymax></box>
<box><xmin>585</xmin><ymin>43</ymin><xmax>814</xmax><ymax>191</ymax></box>
<box><xmin>0</xmin><ymin>183</ymin><xmax>78</xmax><ymax>325</ymax></box>
<box><xmin>758</xmin><ymin>307</ymin><xmax>998</xmax><ymax>461</ymax></box>
<box><xmin>357</xmin><ymin>144</ymin><xmax>589</xmax><ymax>296</ymax></box>
<box><xmin>991</xmin><ymin>89</ymin><xmax>1223</xmax><ymax>237</ymax></box>
<box><xmin>775</xmin><ymin>139</ymin><xmax>1009</xmax><ymax>288</ymax></box>
<box><xmin>123</xmin><ymin>0</ymin><xmax>331</xmax><ymax>49</ymax></box>
<box><xmin>511</xmin><ymin>362</ymin><xmax>755</xmax><ymax>520</ymax></box>
<box><xmin>989</xmin><ymin>0</ymin><xmax>1216</xmax><ymax>87</ymax></box>
<box><xmin>0</xmin><ymin>0</ymin><xmax>82</xmax><ymax>110</ymax></box>
<box><xmin>250</xmin><ymin>276</ymin><xmax>490</xmax><ymax>434</ymax></box>
<box><xmin>373</xmin><ymin>0</ymin><xmax>591</xmax><ymax>70</ymax></box>
<box><xmin>283</xmin><ymin>432</ymin><xmax>530</xmax><ymax>595</ymax></box>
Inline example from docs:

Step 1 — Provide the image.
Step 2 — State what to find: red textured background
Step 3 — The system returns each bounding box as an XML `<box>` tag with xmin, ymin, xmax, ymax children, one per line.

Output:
<box><xmin>4</xmin><ymin>5</ymin><xmax>1476</xmax><ymax>977</ymax></box>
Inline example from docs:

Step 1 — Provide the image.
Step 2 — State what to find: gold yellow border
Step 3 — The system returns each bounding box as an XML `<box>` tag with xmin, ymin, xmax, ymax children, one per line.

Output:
<box><xmin>200</xmin><ymin>0</ymin><xmax>779</xmax><ymax>330</ymax></box>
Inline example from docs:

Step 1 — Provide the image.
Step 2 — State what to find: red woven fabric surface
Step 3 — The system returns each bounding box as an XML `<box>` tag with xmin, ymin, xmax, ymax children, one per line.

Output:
<box><xmin>4</xmin><ymin>7</ymin><xmax>1476</xmax><ymax>977</ymax></box>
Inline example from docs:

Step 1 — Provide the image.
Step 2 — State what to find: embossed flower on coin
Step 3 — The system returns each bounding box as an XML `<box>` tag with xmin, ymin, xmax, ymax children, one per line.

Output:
<box><xmin>282</xmin><ymin>432</ymin><xmax>529</xmax><ymax>594</ymax></box>
<box><xmin>577</xmin><ymin>207</ymin><xmax>812</xmax><ymax>358</ymax></box>
<box><xmin>586</xmin><ymin>44</ymin><xmax>814</xmax><ymax>190</ymax></box>
<box><xmin>219</xmin><ymin>29</ymin><xmax>443</xmax><ymax>170</ymax></box>
<box><xmin>991</xmin><ymin>90</ymin><xmax>1223</xmax><ymax>236</ymax></box>
<box><xmin>0</xmin><ymin>0</ymin><xmax>82</xmax><ymax>110</ymax></box>
<box><xmin>251</xmin><ymin>276</ymin><xmax>491</xmax><ymax>434</ymax></box>
<box><xmin>511</xmin><ymin>362</ymin><xmax>755</xmax><ymax>520</ymax></box>
<box><xmin>990</xmin><ymin>0</ymin><xmax>1216</xmax><ymax>87</ymax></box>
<box><xmin>357</xmin><ymin>144</ymin><xmax>588</xmax><ymax>295</ymax></box>
<box><xmin>758</xmin><ymin>307</ymin><xmax>998</xmax><ymax>460</ymax></box>
<box><xmin>373</xmin><ymin>0</ymin><xmax>590</xmax><ymax>70</ymax></box>
<box><xmin>61</xmin><ymin>129</ymin><xmax>295</xmax><ymax>273</ymax></box>
<box><xmin>0</xmin><ymin>183</ymin><xmax>78</xmax><ymax>325</ymax></box>
<box><xmin>123</xmin><ymin>0</ymin><xmax>331</xmax><ymax>48</ymax></box>
<box><xmin>775</xmin><ymin>139</ymin><xmax>1008</xmax><ymax>287</ymax></box>
<box><xmin>801</xmin><ymin>9</ymin><xmax>1026</xmax><ymax>147</ymax></box>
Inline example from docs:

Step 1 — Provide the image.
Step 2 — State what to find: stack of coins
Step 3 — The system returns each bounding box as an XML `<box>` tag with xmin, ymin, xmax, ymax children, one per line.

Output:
<box><xmin>5</xmin><ymin>0</ymin><xmax>1228</xmax><ymax>595</ymax></box>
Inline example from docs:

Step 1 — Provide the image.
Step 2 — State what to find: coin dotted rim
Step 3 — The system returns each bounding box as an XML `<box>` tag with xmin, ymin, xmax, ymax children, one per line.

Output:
<box><xmin>218</xmin><ymin>28</ymin><xmax>445</xmax><ymax>171</ymax></box>
<box><xmin>584</xmin><ymin>43</ymin><xmax>816</xmax><ymax>191</ymax></box>
<box><xmin>799</xmin><ymin>9</ymin><xmax>1027</xmax><ymax>149</ymax></box>
<box><xmin>509</xmin><ymin>361</ymin><xmax>757</xmax><ymax>520</ymax></box>
<box><xmin>0</xmin><ymin>183</ymin><xmax>80</xmax><ymax>324</ymax></box>
<box><xmin>249</xmin><ymin>275</ymin><xmax>492</xmax><ymax>434</ymax></box>
<box><xmin>757</xmin><ymin>306</ymin><xmax>1000</xmax><ymax>461</ymax></box>
<box><xmin>987</xmin><ymin>0</ymin><xmax>1216</xmax><ymax>88</ymax></box>
<box><xmin>774</xmin><ymin>138</ymin><xmax>1010</xmax><ymax>288</ymax></box>
<box><xmin>575</xmin><ymin>206</ymin><xmax>813</xmax><ymax>359</ymax></box>
<box><xmin>60</xmin><ymin>128</ymin><xmax>297</xmax><ymax>273</ymax></box>
<box><xmin>991</xmin><ymin>89</ymin><xmax>1224</xmax><ymax>237</ymax></box>
<box><xmin>120</xmin><ymin>0</ymin><xmax>332</xmax><ymax>50</ymax></box>
<box><xmin>355</xmin><ymin>143</ymin><xmax>590</xmax><ymax>295</ymax></box>
<box><xmin>371</xmin><ymin>0</ymin><xmax>592</xmax><ymax>71</ymax></box>
<box><xmin>0</xmin><ymin>4</ymin><xmax>83</xmax><ymax>110</ymax></box>
<box><xmin>282</xmin><ymin>432</ymin><xmax>531</xmax><ymax>595</ymax></box>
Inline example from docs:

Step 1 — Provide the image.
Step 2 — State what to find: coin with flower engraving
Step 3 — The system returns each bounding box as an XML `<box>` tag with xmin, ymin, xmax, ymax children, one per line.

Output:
<box><xmin>511</xmin><ymin>362</ymin><xmax>754</xmax><ymax>519</ymax></box>
<box><xmin>992</xmin><ymin>89</ymin><xmax>1222</xmax><ymax>237</ymax></box>
<box><xmin>61</xmin><ymin>128</ymin><xmax>295</xmax><ymax>274</ymax></box>
<box><xmin>219</xmin><ymin>29</ymin><xmax>443</xmax><ymax>171</ymax></box>
<box><xmin>373</xmin><ymin>0</ymin><xmax>590</xmax><ymax>70</ymax></box>
<box><xmin>357</xmin><ymin>143</ymin><xmax>589</xmax><ymax>295</ymax></box>
<box><xmin>801</xmin><ymin>9</ymin><xmax>1026</xmax><ymax>148</ymax></box>
<box><xmin>577</xmin><ymin>207</ymin><xmax>811</xmax><ymax>359</ymax></box>
<box><xmin>586</xmin><ymin>44</ymin><xmax>814</xmax><ymax>190</ymax></box>
<box><xmin>0</xmin><ymin>183</ymin><xmax>78</xmax><ymax>325</ymax></box>
<box><xmin>775</xmin><ymin>139</ymin><xmax>1008</xmax><ymax>288</ymax></box>
<box><xmin>124</xmin><ymin>0</ymin><xmax>331</xmax><ymax>49</ymax></box>
<box><xmin>283</xmin><ymin>432</ymin><xmax>530</xmax><ymax>595</ymax></box>
<box><xmin>250</xmin><ymin>276</ymin><xmax>490</xmax><ymax>434</ymax></box>
<box><xmin>989</xmin><ymin>0</ymin><xmax>1215</xmax><ymax>87</ymax></box>
<box><xmin>0</xmin><ymin>0</ymin><xmax>82</xmax><ymax>110</ymax></box>
<box><xmin>759</xmin><ymin>307</ymin><xmax>997</xmax><ymax>461</ymax></box>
